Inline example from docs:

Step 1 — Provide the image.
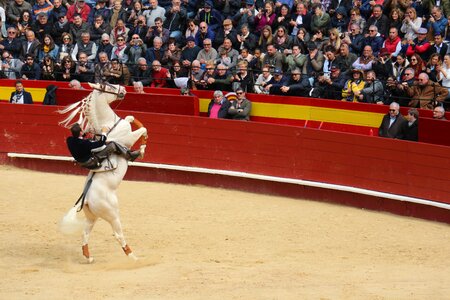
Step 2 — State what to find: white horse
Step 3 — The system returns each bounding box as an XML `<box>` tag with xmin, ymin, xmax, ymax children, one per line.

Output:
<box><xmin>59</xmin><ymin>83</ymin><xmax>147</xmax><ymax>263</ymax></box>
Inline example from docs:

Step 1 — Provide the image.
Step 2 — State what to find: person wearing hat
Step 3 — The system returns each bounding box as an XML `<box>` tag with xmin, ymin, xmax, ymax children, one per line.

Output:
<box><xmin>195</xmin><ymin>0</ymin><xmax>223</xmax><ymax>32</ymax></box>
<box><xmin>264</xmin><ymin>68</ymin><xmax>288</xmax><ymax>94</ymax></box>
<box><xmin>88</xmin><ymin>0</ymin><xmax>112</xmax><ymax>24</ymax></box>
<box><xmin>51</xmin><ymin>12</ymin><xmax>70</xmax><ymax>44</ymax></box>
<box><xmin>181</xmin><ymin>36</ymin><xmax>201</xmax><ymax>67</ymax></box>
<box><xmin>311</xmin><ymin>65</ymin><xmax>347</xmax><ymax>100</ymax></box>
<box><xmin>342</xmin><ymin>68</ymin><xmax>365</xmax><ymax>102</ymax></box>
<box><xmin>213</xmin><ymin>18</ymin><xmax>238</xmax><ymax>49</ymax></box>
<box><xmin>371</xmin><ymin>47</ymin><xmax>394</xmax><ymax>83</ymax></box>
<box><xmin>405</xmin><ymin>27</ymin><xmax>432</xmax><ymax>62</ymax></box>
<box><xmin>232</xmin><ymin>0</ymin><xmax>258</xmax><ymax>31</ymax></box>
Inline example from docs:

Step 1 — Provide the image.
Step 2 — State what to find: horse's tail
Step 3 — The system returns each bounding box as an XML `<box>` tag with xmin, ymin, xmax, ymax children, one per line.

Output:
<box><xmin>59</xmin><ymin>203</ymin><xmax>86</xmax><ymax>236</ymax></box>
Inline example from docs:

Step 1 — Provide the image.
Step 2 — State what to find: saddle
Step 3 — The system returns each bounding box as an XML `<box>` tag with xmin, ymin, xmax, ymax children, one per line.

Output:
<box><xmin>77</xmin><ymin>142</ymin><xmax>139</xmax><ymax>172</ymax></box>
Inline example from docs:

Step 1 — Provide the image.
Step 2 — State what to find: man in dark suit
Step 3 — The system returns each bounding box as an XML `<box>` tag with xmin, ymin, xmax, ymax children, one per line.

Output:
<box><xmin>431</xmin><ymin>33</ymin><xmax>448</xmax><ymax>60</ymax></box>
<box><xmin>378</xmin><ymin>102</ymin><xmax>407</xmax><ymax>139</ymax></box>
<box><xmin>20</xmin><ymin>30</ymin><xmax>41</xmax><ymax>61</ymax></box>
<box><xmin>9</xmin><ymin>80</ymin><xmax>33</xmax><ymax>104</ymax></box>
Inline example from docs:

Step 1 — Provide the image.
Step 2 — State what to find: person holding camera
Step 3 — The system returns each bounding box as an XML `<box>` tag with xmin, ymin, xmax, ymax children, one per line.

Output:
<box><xmin>311</xmin><ymin>65</ymin><xmax>347</xmax><ymax>100</ymax></box>
<box><xmin>233</xmin><ymin>0</ymin><xmax>258</xmax><ymax>32</ymax></box>
<box><xmin>143</xmin><ymin>0</ymin><xmax>166</xmax><ymax>27</ymax></box>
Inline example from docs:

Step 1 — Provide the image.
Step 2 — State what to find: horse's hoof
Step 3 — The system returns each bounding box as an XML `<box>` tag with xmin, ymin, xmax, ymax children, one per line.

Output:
<box><xmin>86</xmin><ymin>256</ymin><xmax>94</xmax><ymax>264</ymax></box>
<box><xmin>128</xmin><ymin>252</ymin><xmax>138</xmax><ymax>261</ymax></box>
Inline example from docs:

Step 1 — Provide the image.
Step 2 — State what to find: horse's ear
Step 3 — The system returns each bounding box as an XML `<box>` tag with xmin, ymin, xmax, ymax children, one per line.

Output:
<box><xmin>88</xmin><ymin>82</ymin><xmax>100</xmax><ymax>90</ymax></box>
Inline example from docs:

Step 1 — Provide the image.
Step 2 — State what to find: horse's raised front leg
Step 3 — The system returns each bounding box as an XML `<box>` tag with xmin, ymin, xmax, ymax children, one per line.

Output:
<box><xmin>82</xmin><ymin>205</ymin><xmax>97</xmax><ymax>263</ymax></box>
<box><xmin>125</xmin><ymin>116</ymin><xmax>148</xmax><ymax>158</ymax></box>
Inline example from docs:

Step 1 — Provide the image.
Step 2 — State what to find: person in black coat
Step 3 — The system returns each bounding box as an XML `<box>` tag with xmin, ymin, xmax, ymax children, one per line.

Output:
<box><xmin>378</xmin><ymin>102</ymin><xmax>407</xmax><ymax>139</ymax></box>
<box><xmin>278</xmin><ymin>68</ymin><xmax>312</xmax><ymax>97</ymax></box>
<box><xmin>20</xmin><ymin>54</ymin><xmax>41</xmax><ymax>80</ymax></box>
<box><xmin>402</xmin><ymin>108</ymin><xmax>419</xmax><ymax>141</ymax></box>
<box><xmin>9</xmin><ymin>80</ymin><xmax>33</xmax><ymax>104</ymax></box>
<box><xmin>207</xmin><ymin>90</ymin><xmax>231</xmax><ymax>119</ymax></box>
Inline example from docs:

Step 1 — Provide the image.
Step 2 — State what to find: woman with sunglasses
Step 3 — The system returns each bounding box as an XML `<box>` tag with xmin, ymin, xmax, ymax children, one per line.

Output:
<box><xmin>56</xmin><ymin>33</ymin><xmax>74</xmax><ymax>63</ymax></box>
<box><xmin>56</xmin><ymin>55</ymin><xmax>76</xmax><ymax>81</ymax></box>
<box><xmin>111</xmin><ymin>35</ymin><xmax>128</xmax><ymax>63</ymax></box>
<box><xmin>409</xmin><ymin>53</ymin><xmax>426</xmax><ymax>80</ymax></box>
<box><xmin>41</xmin><ymin>55</ymin><xmax>56</xmax><ymax>80</ymax></box>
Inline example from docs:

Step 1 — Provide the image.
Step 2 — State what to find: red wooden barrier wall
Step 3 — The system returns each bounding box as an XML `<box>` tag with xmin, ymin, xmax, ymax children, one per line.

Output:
<box><xmin>0</xmin><ymin>103</ymin><xmax>449</xmax><ymax>207</ymax></box>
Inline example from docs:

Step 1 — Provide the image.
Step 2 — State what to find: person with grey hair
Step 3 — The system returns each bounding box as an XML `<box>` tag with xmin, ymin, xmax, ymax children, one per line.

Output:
<box><xmin>131</xmin><ymin>57</ymin><xmax>152</xmax><ymax>86</ymax></box>
<box><xmin>433</xmin><ymin>106</ymin><xmax>447</xmax><ymax>120</ymax></box>
<box><xmin>196</xmin><ymin>38</ymin><xmax>217</xmax><ymax>65</ymax></box>
<box><xmin>358</xmin><ymin>70</ymin><xmax>384</xmax><ymax>104</ymax></box>
<box><xmin>405</xmin><ymin>72</ymin><xmax>448</xmax><ymax>109</ymax></box>
<box><xmin>207</xmin><ymin>90</ymin><xmax>231</xmax><ymax>119</ymax></box>
<box><xmin>133</xmin><ymin>81</ymin><xmax>145</xmax><ymax>93</ymax></box>
<box><xmin>71</xmin><ymin>32</ymin><xmax>97</xmax><ymax>62</ymax></box>
<box><xmin>378</xmin><ymin>102</ymin><xmax>407</xmax><ymax>139</ymax></box>
<box><xmin>69</xmin><ymin>79</ymin><xmax>83</xmax><ymax>89</ymax></box>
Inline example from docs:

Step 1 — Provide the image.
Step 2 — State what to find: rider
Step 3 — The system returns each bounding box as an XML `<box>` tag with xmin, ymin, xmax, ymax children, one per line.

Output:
<box><xmin>67</xmin><ymin>123</ymin><xmax>141</xmax><ymax>169</ymax></box>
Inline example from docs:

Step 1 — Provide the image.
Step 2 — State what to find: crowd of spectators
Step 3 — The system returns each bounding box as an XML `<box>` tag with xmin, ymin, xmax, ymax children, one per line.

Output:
<box><xmin>3</xmin><ymin>0</ymin><xmax>450</xmax><ymax>113</ymax></box>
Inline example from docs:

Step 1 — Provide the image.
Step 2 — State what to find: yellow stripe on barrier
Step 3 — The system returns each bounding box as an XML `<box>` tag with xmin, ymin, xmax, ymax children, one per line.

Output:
<box><xmin>0</xmin><ymin>87</ymin><xmax>47</xmax><ymax>103</ymax></box>
<box><xmin>199</xmin><ymin>98</ymin><xmax>383</xmax><ymax>127</ymax></box>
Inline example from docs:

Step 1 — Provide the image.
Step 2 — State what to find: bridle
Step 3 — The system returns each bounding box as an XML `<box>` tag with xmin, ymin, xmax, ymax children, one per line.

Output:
<box><xmin>92</xmin><ymin>83</ymin><xmax>126</xmax><ymax>100</ymax></box>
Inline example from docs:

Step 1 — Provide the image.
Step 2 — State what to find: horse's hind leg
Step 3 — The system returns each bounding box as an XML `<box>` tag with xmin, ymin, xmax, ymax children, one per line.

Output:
<box><xmin>82</xmin><ymin>205</ymin><xmax>97</xmax><ymax>263</ymax></box>
<box><xmin>110</xmin><ymin>218</ymin><xmax>138</xmax><ymax>261</ymax></box>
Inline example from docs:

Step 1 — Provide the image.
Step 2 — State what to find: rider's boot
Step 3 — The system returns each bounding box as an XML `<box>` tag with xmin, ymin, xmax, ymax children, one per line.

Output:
<box><xmin>126</xmin><ymin>150</ymin><xmax>141</xmax><ymax>162</ymax></box>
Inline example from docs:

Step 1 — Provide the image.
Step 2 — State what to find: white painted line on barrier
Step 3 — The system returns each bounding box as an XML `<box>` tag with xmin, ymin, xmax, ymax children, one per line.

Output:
<box><xmin>7</xmin><ymin>152</ymin><xmax>450</xmax><ymax>210</ymax></box>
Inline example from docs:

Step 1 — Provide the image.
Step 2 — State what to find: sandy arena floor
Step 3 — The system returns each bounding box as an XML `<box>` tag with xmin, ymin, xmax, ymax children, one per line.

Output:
<box><xmin>0</xmin><ymin>165</ymin><xmax>449</xmax><ymax>299</ymax></box>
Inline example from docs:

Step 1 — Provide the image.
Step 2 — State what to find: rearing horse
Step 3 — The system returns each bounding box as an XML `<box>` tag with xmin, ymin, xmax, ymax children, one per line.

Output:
<box><xmin>59</xmin><ymin>83</ymin><xmax>147</xmax><ymax>263</ymax></box>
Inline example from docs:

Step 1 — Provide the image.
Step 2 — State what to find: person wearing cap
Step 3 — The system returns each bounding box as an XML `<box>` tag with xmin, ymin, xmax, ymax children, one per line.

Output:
<box><xmin>402</xmin><ymin>108</ymin><xmax>419</xmax><ymax>141</ymax></box>
<box><xmin>195</xmin><ymin>0</ymin><xmax>223</xmax><ymax>32</ymax></box>
<box><xmin>228</xmin><ymin>87</ymin><xmax>252</xmax><ymax>121</ymax></box>
<box><xmin>364</xmin><ymin>4</ymin><xmax>389</xmax><ymax>37</ymax></box>
<box><xmin>66</xmin><ymin>0</ymin><xmax>91</xmax><ymax>23</ymax></box>
<box><xmin>214</xmin><ymin>18</ymin><xmax>238</xmax><ymax>49</ymax></box>
<box><xmin>88</xmin><ymin>0</ymin><xmax>112</xmax><ymax>24</ymax></box>
<box><xmin>180</xmin><ymin>36</ymin><xmax>201</xmax><ymax>68</ymax></box>
<box><xmin>342</xmin><ymin>68</ymin><xmax>365</xmax><ymax>102</ymax></box>
<box><xmin>405</xmin><ymin>27</ymin><xmax>432</xmax><ymax>62</ymax></box>
<box><xmin>31</xmin><ymin>0</ymin><xmax>54</xmax><ymax>21</ymax></box>
<box><xmin>233</xmin><ymin>0</ymin><xmax>258</xmax><ymax>31</ymax></box>
<box><xmin>382</xmin><ymin>27</ymin><xmax>402</xmax><ymax>57</ymax></box>
<box><xmin>371</xmin><ymin>47</ymin><xmax>394</xmax><ymax>82</ymax></box>
<box><xmin>431</xmin><ymin>33</ymin><xmax>448</xmax><ymax>60</ymax></box>
<box><xmin>143</xmin><ymin>0</ymin><xmax>166</xmax><ymax>27</ymax></box>
<box><xmin>51</xmin><ymin>13</ymin><xmax>70</xmax><ymax>45</ymax></box>
<box><xmin>264</xmin><ymin>68</ymin><xmax>288</xmax><ymax>94</ymax></box>
<box><xmin>378</xmin><ymin>102</ymin><xmax>406</xmax><ymax>139</ymax></box>
<box><xmin>312</xmin><ymin>65</ymin><xmax>347</xmax><ymax>100</ymax></box>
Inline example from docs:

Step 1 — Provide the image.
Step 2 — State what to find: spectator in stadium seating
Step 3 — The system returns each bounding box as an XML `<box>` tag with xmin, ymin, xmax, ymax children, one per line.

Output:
<box><xmin>111</xmin><ymin>35</ymin><xmax>129</xmax><ymax>64</ymax></box>
<box><xmin>150</xmin><ymin>60</ymin><xmax>170</xmax><ymax>87</ymax></box>
<box><xmin>406</xmin><ymin>72</ymin><xmax>448</xmax><ymax>109</ymax></box>
<box><xmin>342</xmin><ymin>23</ymin><xmax>364</xmax><ymax>56</ymax></box>
<box><xmin>329</xmin><ymin>0</ymin><xmax>352</xmax><ymax>19</ymax></box>
<box><xmin>9</xmin><ymin>80</ymin><xmax>33</xmax><ymax>104</ymax></box>
<box><xmin>74</xmin><ymin>52</ymin><xmax>95</xmax><ymax>82</ymax></box>
<box><xmin>352</xmin><ymin>45</ymin><xmax>375</xmax><ymax>71</ymax></box>
<box><xmin>31</xmin><ymin>13</ymin><xmax>53</xmax><ymax>43</ymax></box>
<box><xmin>90</xmin><ymin>15</ymin><xmax>112</xmax><ymax>45</ymax></box>
<box><xmin>265</xmin><ymin>68</ymin><xmax>288</xmax><ymax>94</ymax></box>
<box><xmin>160</xmin><ymin>40</ymin><xmax>180</xmax><ymax>67</ymax></box>
<box><xmin>228</xmin><ymin>87</ymin><xmax>252</xmax><ymax>121</ymax></box>
<box><xmin>311</xmin><ymin>65</ymin><xmax>347</xmax><ymax>100</ymax></box>
<box><xmin>258</xmin><ymin>25</ymin><xmax>273</xmax><ymax>52</ymax></box>
<box><xmin>163</xmin><ymin>0</ymin><xmax>187</xmax><ymax>43</ymax></box>
<box><xmin>437</xmin><ymin>54</ymin><xmax>450</xmax><ymax>93</ymax></box>
<box><xmin>364</xmin><ymin>5</ymin><xmax>388</xmax><ymax>37</ymax></box>
<box><xmin>309</xmin><ymin>28</ymin><xmax>328</xmax><ymax>52</ymax></box>
<box><xmin>194</xmin><ymin>61</ymin><xmax>215</xmax><ymax>90</ymax></box>
<box><xmin>131</xmin><ymin>57</ymin><xmax>152</xmax><ymax>86</ymax></box>
<box><xmin>207</xmin><ymin>90</ymin><xmax>231</xmax><ymax>119</ymax></box>
<box><xmin>433</xmin><ymin>106</ymin><xmax>447</xmax><ymax>120</ymax></box>
<box><xmin>323</xmin><ymin>28</ymin><xmax>342</xmax><ymax>52</ymax></box>
<box><xmin>143</xmin><ymin>0</ymin><xmax>166</xmax><ymax>27</ymax></box>
<box><xmin>371</xmin><ymin>48</ymin><xmax>394</xmax><ymax>82</ymax></box>
<box><xmin>168</xmin><ymin>60</ymin><xmax>189</xmax><ymax>88</ymax></box>
<box><xmin>215</xmin><ymin>0</ymin><xmax>240</xmax><ymax>18</ymax></box>
<box><xmin>405</xmin><ymin>27</ymin><xmax>432</xmax><ymax>62</ymax></box>
<box><xmin>216</xmin><ymin>38</ymin><xmax>239</xmax><ymax>70</ymax></box>
<box><xmin>403</xmin><ymin>108</ymin><xmax>419</xmax><ymax>141</ymax></box>
<box><xmin>342</xmin><ymin>68</ymin><xmax>365</xmax><ymax>102</ymax></box>
<box><xmin>427</xmin><ymin>6</ymin><xmax>447</xmax><ymax>37</ymax></box>
<box><xmin>278</xmin><ymin>68</ymin><xmax>312</xmax><ymax>97</ymax></box>
<box><xmin>145</xmin><ymin>17</ymin><xmax>170</xmax><ymax>47</ymax></box>
<box><xmin>71</xmin><ymin>32</ymin><xmax>98</xmax><ymax>62</ymax></box>
<box><xmin>69</xmin><ymin>14</ymin><xmax>90</xmax><ymax>43</ymax></box>
<box><xmin>195</xmin><ymin>1</ymin><xmax>223</xmax><ymax>32</ymax></box>
<box><xmin>185</xmin><ymin>19</ymin><xmax>198</xmax><ymax>41</ymax></box>
<box><xmin>334</xmin><ymin>43</ymin><xmax>357</xmax><ymax>74</ymax></box>
<box><xmin>302</xmin><ymin>42</ymin><xmax>324</xmax><ymax>85</ymax></box>
<box><xmin>181</xmin><ymin>36</ymin><xmax>201</xmax><ymax>68</ymax></box>
<box><xmin>347</xmin><ymin>8</ymin><xmax>365</xmax><ymax>34</ymax></box>
<box><xmin>236</xmin><ymin>24</ymin><xmax>257</xmax><ymax>52</ymax></box>
<box><xmin>194</xmin><ymin>22</ymin><xmax>215</xmax><ymax>49</ymax></box>
<box><xmin>385</xmin><ymin>68</ymin><xmax>414</xmax><ymax>106</ymax></box>
<box><xmin>41</xmin><ymin>55</ymin><xmax>57</xmax><ymax>80</ymax></box>
<box><xmin>273</xmin><ymin>26</ymin><xmax>293</xmax><ymax>54</ymax></box>
<box><xmin>52</xmin><ymin>14</ymin><xmax>70</xmax><ymax>46</ymax></box>
<box><xmin>362</xmin><ymin>25</ymin><xmax>384</xmax><ymax>56</ymax></box>
<box><xmin>38</xmin><ymin>34</ymin><xmax>59</xmax><ymax>62</ymax></box>
<box><xmin>110</xmin><ymin>19</ymin><xmax>130</xmax><ymax>45</ymax></box>
<box><xmin>196</xmin><ymin>38</ymin><xmax>217</xmax><ymax>66</ymax></box>
<box><xmin>214</xmin><ymin>18</ymin><xmax>238</xmax><ymax>50</ymax></box>
<box><xmin>20</xmin><ymin>54</ymin><xmax>41</xmax><ymax>80</ymax></box>
<box><xmin>378</xmin><ymin>102</ymin><xmax>406</xmax><ymax>139</ymax></box>
<box><xmin>124</xmin><ymin>35</ymin><xmax>147</xmax><ymax>65</ymax></box>
<box><xmin>128</xmin><ymin>15</ymin><xmax>148</xmax><ymax>42</ymax></box>
<box><xmin>400</xmin><ymin>7</ymin><xmax>422</xmax><ymax>41</ymax></box>
<box><xmin>310</xmin><ymin>3</ymin><xmax>330</xmax><ymax>33</ymax></box>
<box><xmin>392</xmin><ymin>53</ymin><xmax>409</xmax><ymax>81</ymax></box>
<box><xmin>133</xmin><ymin>81</ymin><xmax>145</xmax><ymax>93</ymax></box>
<box><xmin>94</xmin><ymin>52</ymin><xmax>111</xmax><ymax>83</ymax></box>
<box><xmin>233</xmin><ymin>0</ymin><xmax>258</xmax><ymax>32</ymax></box>
<box><xmin>430</xmin><ymin>33</ymin><xmax>447</xmax><ymax>60</ymax></box>
<box><xmin>358</xmin><ymin>70</ymin><xmax>384</xmax><ymax>104</ymax></box>
<box><xmin>103</xmin><ymin>58</ymin><xmax>131</xmax><ymax>85</ymax></box>
<box><xmin>0</xmin><ymin>27</ymin><xmax>22</xmax><ymax>59</ymax></box>
<box><xmin>231</xmin><ymin>60</ymin><xmax>253</xmax><ymax>93</ymax></box>
<box><xmin>57</xmin><ymin>56</ymin><xmax>76</xmax><ymax>81</ymax></box>
<box><xmin>409</xmin><ymin>53</ymin><xmax>426</xmax><ymax>79</ymax></box>
<box><xmin>322</xmin><ymin>45</ymin><xmax>339</xmax><ymax>76</ymax></box>
<box><xmin>17</xmin><ymin>11</ymin><xmax>32</xmax><ymax>40</ymax></box>
<box><xmin>254</xmin><ymin>65</ymin><xmax>272</xmax><ymax>94</ymax></box>
<box><xmin>66</xmin><ymin>0</ymin><xmax>91</xmax><ymax>23</ymax></box>
<box><xmin>255</xmin><ymin>1</ymin><xmax>276</xmax><ymax>34</ymax></box>
<box><xmin>69</xmin><ymin>79</ymin><xmax>83</xmax><ymax>89</ymax></box>
<box><xmin>88</xmin><ymin>0</ymin><xmax>111</xmax><ymax>24</ymax></box>
<box><xmin>7</xmin><ymin>0</ymin><xmax>32</xmax><ymax>25</ymax></box>
<box><xmin>424</xmin><ymin>53</ymin><xmax>441</xmax><ymax>82</ymax></box>
<box><xmin>145</xmin><ymin>36</ymin><xmax>165</xmax><ymax>64</ymax></box>
<box><xmin>285</xmin><ymin>44</ymin><xmax>306</xmax><ymax>73</ymax></box>
<box><xmin>49</xmin><ymin>0</ymin><xmax>66</xmax><ymax>25</ymax></box>
<box><xmin>329</xmin><ymin>7</ymin><xmax>348</xmax><ymax>34</ymax></box>
<box><xmin>262</xmin><ymin>44</ymin><xmax>283</xmax><ymax>72</ymax></box>
<box><xmin>32</xmin><ymin>0</ymin><xmax>54</xmax><ymax>20</ymax></box>
<box><xmin>96</xmin><ymin>34</ymin><xmax>113</xmax><ymax>61</ymax></box>
<box><xmin>382</xmin><ymin>27</ymin><xmax>402</xmax><ymax>57</ymax></box>
<box><xmin>207</xmin><ymin>63</ymin><xmax>233</xmax><ymax>91</ymax></box>
<box><xmin>1</xmin><ymin>50</ymin><xmax>23</xmax><ymax>79</ymax></box>
<box><xmin>20</xmin><ymin>30</ymin><xmax>40</xmax><ymax>61</ymax></box>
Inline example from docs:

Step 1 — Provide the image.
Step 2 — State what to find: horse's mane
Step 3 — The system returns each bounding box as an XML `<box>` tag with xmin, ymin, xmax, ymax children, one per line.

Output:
<box><xmin>58</xmin><ymin>92</ymin><xmax>99</xmax><ymax>133</ymax></box>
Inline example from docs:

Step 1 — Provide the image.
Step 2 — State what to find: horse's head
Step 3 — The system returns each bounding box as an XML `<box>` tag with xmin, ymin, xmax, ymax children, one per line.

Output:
<box><xmin>88</xmin><ymin>83</ymin><xmax>127</xmax><ymax>104</ymax></box>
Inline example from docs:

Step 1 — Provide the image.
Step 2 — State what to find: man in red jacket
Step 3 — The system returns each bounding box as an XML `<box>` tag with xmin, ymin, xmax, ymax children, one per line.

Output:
<box><xmin>405</xmin><ymin>27</ymin><xmax>432</xmax><ymax>62</ymax></box>
<box><xmin>150</xmin><ymin>60</ymin><xmax>170</xmax><ymax>88</ymax></box>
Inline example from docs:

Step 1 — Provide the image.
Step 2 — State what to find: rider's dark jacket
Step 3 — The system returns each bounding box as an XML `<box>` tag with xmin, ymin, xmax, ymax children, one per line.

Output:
<box><xmin>66</xmin><ymin>134</ymin><xmax>106</xmax><ymax>163</ymax></box>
